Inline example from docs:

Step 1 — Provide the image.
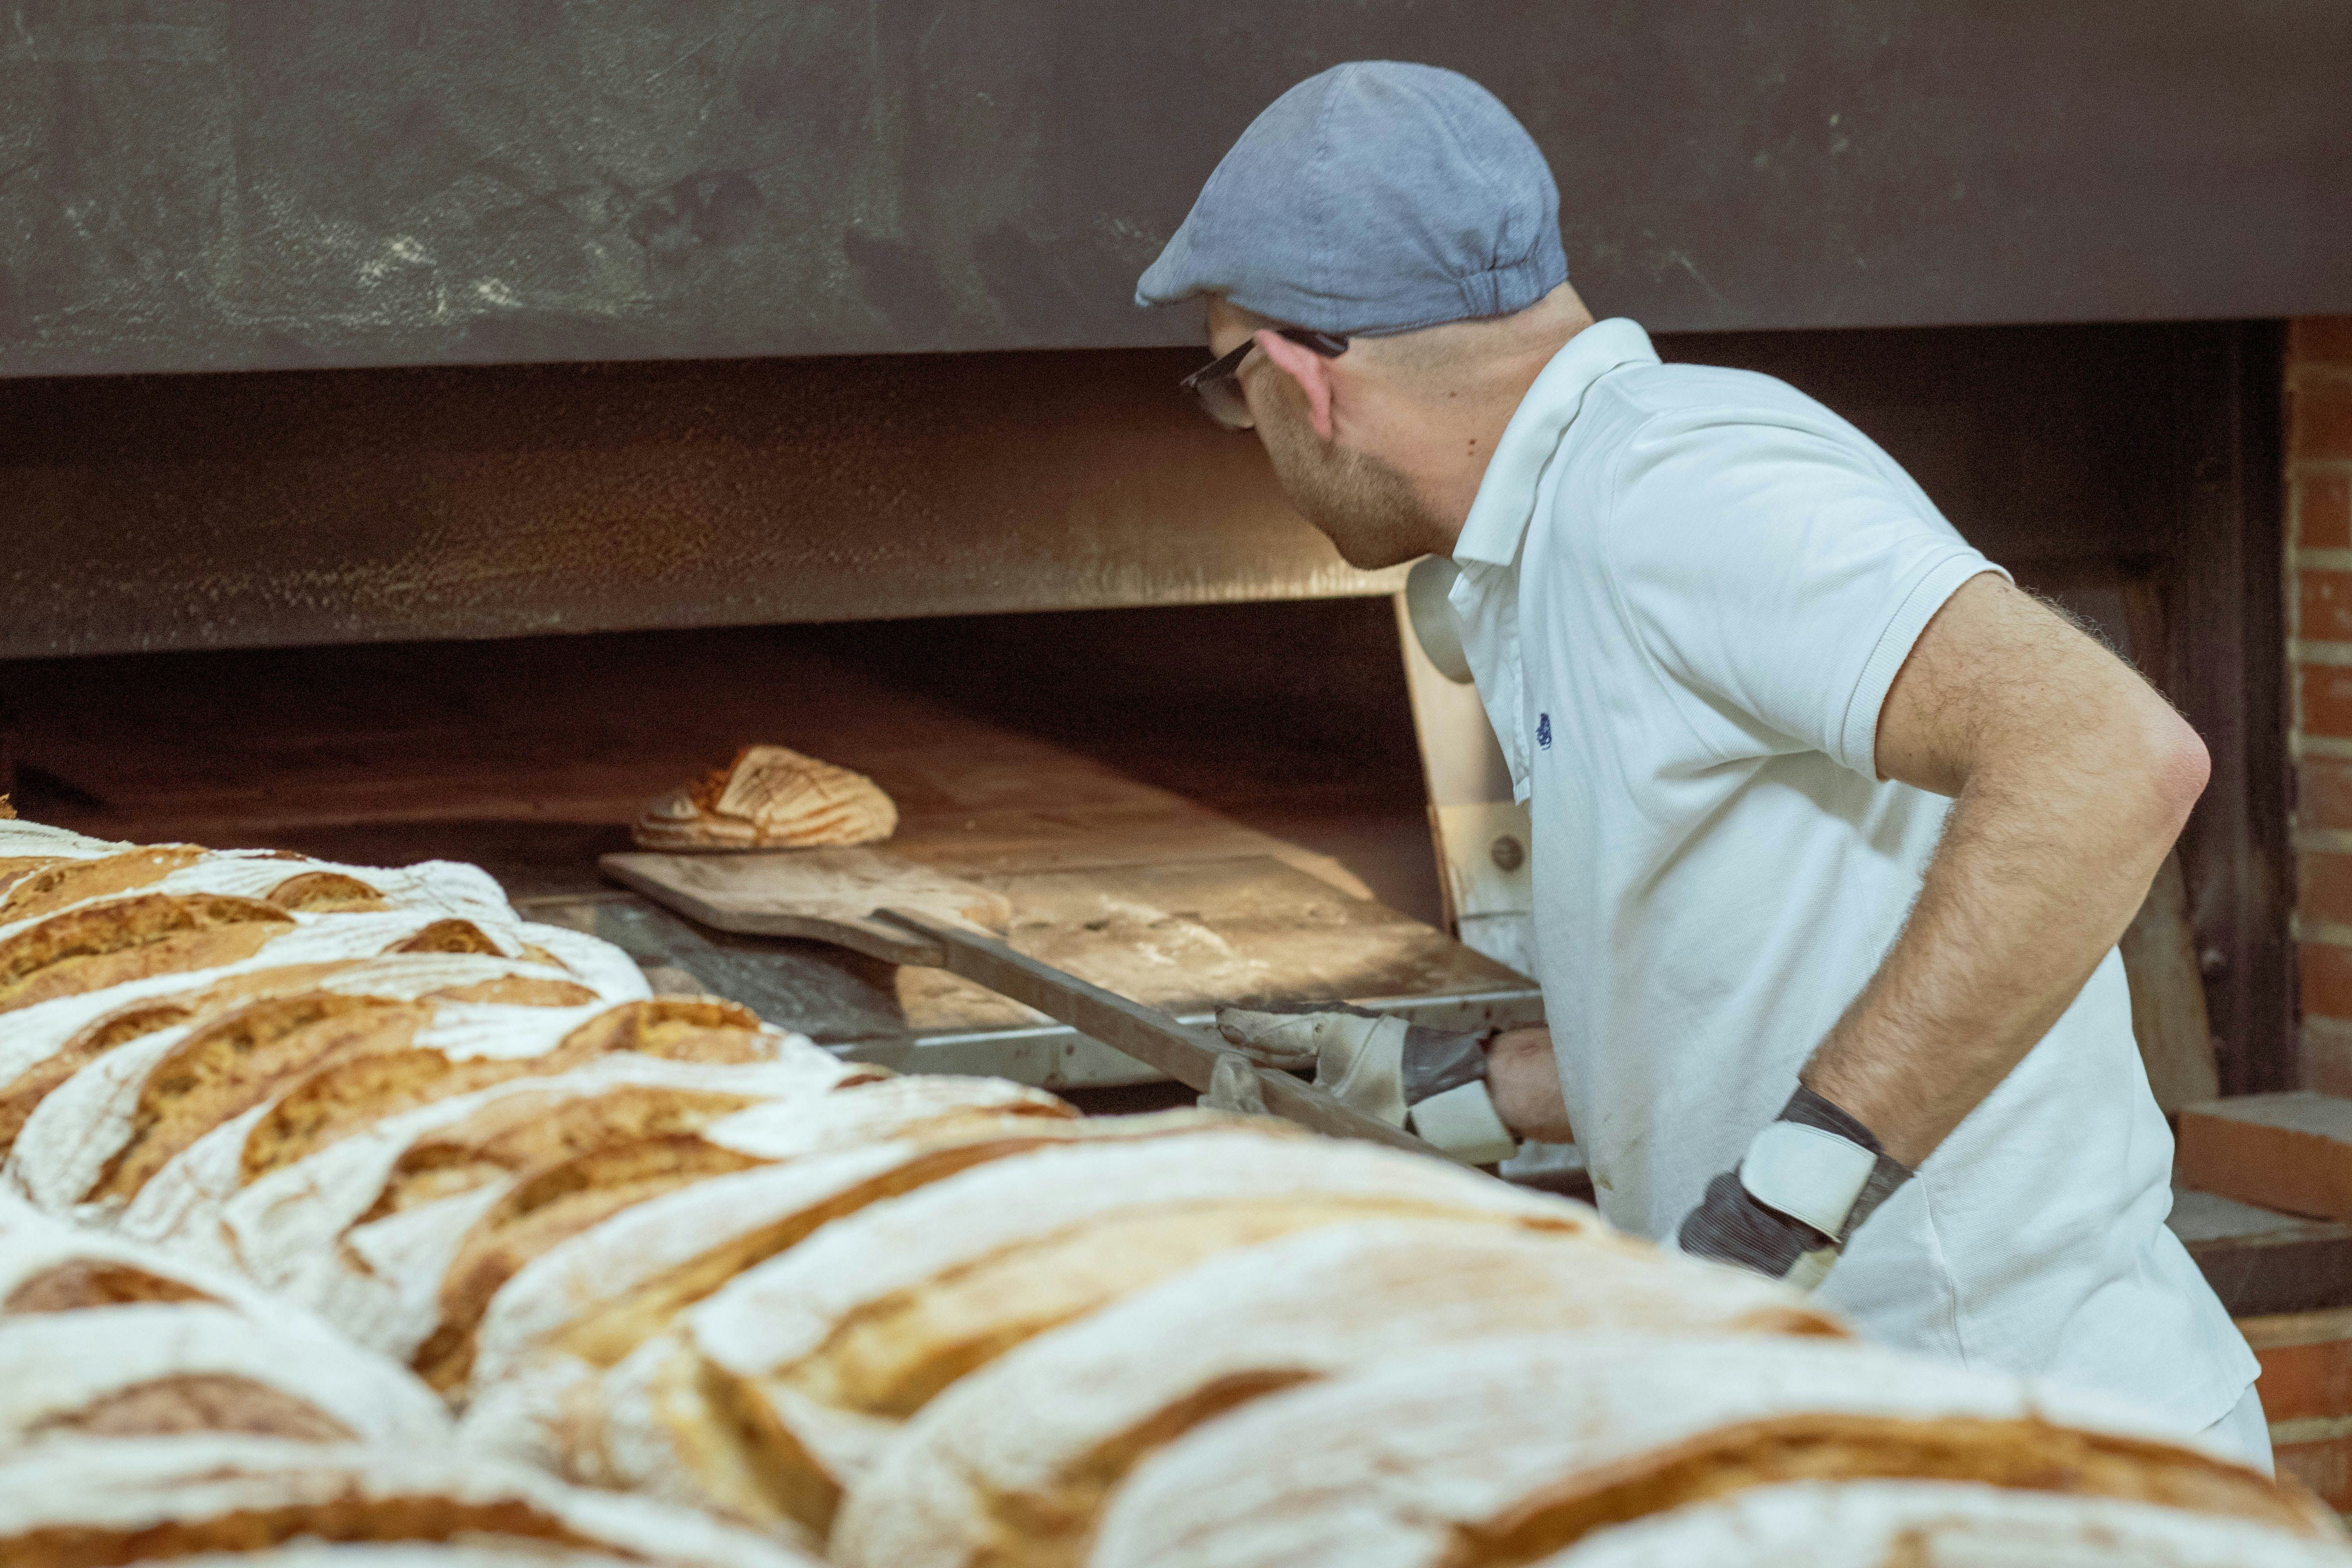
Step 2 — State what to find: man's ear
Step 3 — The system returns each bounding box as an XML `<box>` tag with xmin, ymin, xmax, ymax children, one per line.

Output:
<box><xmin>1254</xmin><ymin>330</ymin><xmax>1337</xmax><ymax>441</ymax></box>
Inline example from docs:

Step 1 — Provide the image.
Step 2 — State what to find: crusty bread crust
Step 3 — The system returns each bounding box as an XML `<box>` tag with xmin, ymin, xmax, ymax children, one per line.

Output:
<box><xmin>87</xmin><ymin>994</ymin><xmax>433</xmax><ymax>1205</ymax></box>
<box><xmin>1514</xmin><ymin>1480</ymin><xmax>2352</xmax><ymax>1568</ymax></box>
<box><xmin>0</xmin><ymin>894</ymin><xmax>294</xmax><ymax>1016</ymax></box>
<box><xmin>263</xmin><ymin>872</ymin><xmax>390</xmax><ymax>914</ymax></box>
<box><xmin>0</xmin><ymin>847</ymin><xmax>210</xmax><ymax>926</ymax></box>
<box><xmin>0</xmin><ymin>1436</ymin><xmax>824</xmax><ymax>1568</ymax></box>
<box><xmin>832</xmin><ymin>1219</ymin><xmax>1843</xmax><ymax>1568</ymax></box>
<box><xmin>4</xmin><ymin>1258</ymin><xmax>220</xmax><ymax>1313</ymax></box>
<box><xmin>658</xmin><ymin>1131</ymin><xmax>1593</xmax><ymax>1535</ymax></box>
<box><xmin>1086</xmin><ymin>1333</ymin><xmax>2333</xmax><ymax>1568</ymax></box>
<box><xmin>634</xmin><ymin>746</ymin><xmax>898</xmax><ymax>851</ymax></box>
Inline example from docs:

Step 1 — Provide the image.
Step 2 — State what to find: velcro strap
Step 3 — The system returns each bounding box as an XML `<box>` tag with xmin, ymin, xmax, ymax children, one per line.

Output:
<box><xmin>1738</xmin><ymin>1120</ymin><xmax>1879</xmax><ymax>1239</ymax></box>
<box><xmin>1407</xmin><ymin>1079</ymin><xmax>1517</xmax><ymax>1166</ymax></box>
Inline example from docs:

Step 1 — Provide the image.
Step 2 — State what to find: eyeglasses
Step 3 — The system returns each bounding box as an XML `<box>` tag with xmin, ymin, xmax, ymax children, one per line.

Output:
<box><xmin>1180</xmin><ymin>327</ymin><xmax>1348</xmax><ymax>430</ymax></box>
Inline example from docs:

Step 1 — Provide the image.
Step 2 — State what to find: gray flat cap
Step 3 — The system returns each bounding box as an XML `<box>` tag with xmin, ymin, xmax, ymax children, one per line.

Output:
<box><xmin>1136</xmin><ymin>61</ymin><xmax>1566</xmax><ymax>337</ymax></box>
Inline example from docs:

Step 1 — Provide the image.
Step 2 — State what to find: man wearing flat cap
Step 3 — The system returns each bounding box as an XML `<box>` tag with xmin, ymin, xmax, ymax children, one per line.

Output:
<box><xmin>1149</xmin><ymin>61</ymin><xmax>2266</xmax><ymax>1465</ymax></box>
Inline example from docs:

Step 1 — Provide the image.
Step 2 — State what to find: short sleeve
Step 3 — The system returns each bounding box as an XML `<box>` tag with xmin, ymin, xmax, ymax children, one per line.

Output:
<box><xmin>1601</xmin><ymin>409</ymin><xmax>2005</xmax><ymax>778</ymax></box>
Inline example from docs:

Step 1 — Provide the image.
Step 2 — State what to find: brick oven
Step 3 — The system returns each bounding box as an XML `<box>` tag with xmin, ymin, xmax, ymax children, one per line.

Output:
<box><xmin>3</xmin><ymin>0</ymin><xmax>2351</xmax><ymax>1511</ymax></box>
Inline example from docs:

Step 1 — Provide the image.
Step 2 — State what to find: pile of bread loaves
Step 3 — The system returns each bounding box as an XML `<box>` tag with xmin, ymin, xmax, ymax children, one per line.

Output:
<box><xmin>1</xmin><ymin>805</ymin><xmax>2346</xmax><ymax>1568</ymax></box>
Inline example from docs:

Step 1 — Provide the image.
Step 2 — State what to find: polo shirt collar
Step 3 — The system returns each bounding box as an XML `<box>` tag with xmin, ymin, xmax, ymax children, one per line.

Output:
<box><xmin>1452</xmin><ymin>318</ymin><xmax>1659</xmax><ymax>567</ymax></box>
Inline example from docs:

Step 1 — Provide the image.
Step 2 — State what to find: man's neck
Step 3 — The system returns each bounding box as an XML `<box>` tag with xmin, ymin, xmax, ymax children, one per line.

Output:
<box><xmin>1415</xmin><ymin>311</ymin><xmax>1593</xmax><ymax>552</ymax></box>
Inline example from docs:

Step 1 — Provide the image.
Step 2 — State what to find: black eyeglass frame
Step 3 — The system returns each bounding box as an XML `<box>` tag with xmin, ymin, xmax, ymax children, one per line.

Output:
<box><xmin>1179</xmin><ymin>326</ymin><xmax>1348</xmax><ymax>430</ymax></box>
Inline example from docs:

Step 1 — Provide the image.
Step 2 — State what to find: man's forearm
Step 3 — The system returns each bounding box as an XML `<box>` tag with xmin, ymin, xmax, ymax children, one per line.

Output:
<box><xmin>1487</xmin><ymin>1026</ymin><xmax>1573</xmax><ymax>1143</ymax></box>
<box><xmin>1799</xmin><ymin>712</ymin><xmax>2205</xmax><ymax>1169</ymax></box>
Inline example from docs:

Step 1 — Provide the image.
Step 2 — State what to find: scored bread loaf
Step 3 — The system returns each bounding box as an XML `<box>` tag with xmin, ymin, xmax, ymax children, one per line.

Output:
<box><xmin>0</xmin><ymin>845</ymin><xmax>516</xmax><ymax>936</ymax></box>
<box><xmin>419</xmin><ymin>1083</ymin><xmax>1171</xmax><ymax>1398</ymax></box>
<box><xmin>457</xmin><ymin>1108</ymin><xmax>1241</xmax><ymax>1489</ymax></box>
<box><xmin>1524</xmin><ymin>1480</ymin><xmax>2352</xmax><ymax>1567</ymax></box>
<box><xmin>1086</xmin><ymin>1332</ymin><xmax>2334</xmax><ymax>1568</ymax></box>
<box><xmin>640</xmin><ymin>1128</ymin><xmax>1601</xmax><ymax>1535</ymax></box>
<box><xmin>464</xmin><ymin>1076</ymin><xmax>1086</xmax><ymax>1391</ymax></box>
<box><xmin>228</xmin><ymin>1057</ymin><xmax>878</xmax><ymax>1364</ymax></box>
<box><xmin>634</xmin><ymin>745</ymin><xmax>898</xmax><ymax>851</ymax></box>
<box><xmin>0</xmin><ymin>892</ymin><xmax>296</xmax><ymax>1017</ymax></box>
<box><xmin>0</xmin><ymin>845</ymin><xmax>213</xmax><ymax>925</ymax></box>
<box><xmin>120</xmin><ymin>997</ymin><xmax>807</xmax><ymax>1254</ymax></box>
<box><xmin>0</xmin><ymin>1301</ymin><xmax>449</xmax><ymax>1448</ymax></box>
<box><xmin>0</xmin><ymin>1435</ymin><xmax>824</xmax><ymax>1568</ymax></box>
<box><xmin>0</xmin><ymin>1195</ymin><xmax>448</xmax><ymax>1448</ymax></box>
<box><xmin>18</xmin><ymin>979</ymin><xmax>664</xmax><ymax>1221</ymax></box>
<box><xmin>169</xmin><ymin>1548</ymin><xmax>653</xmax><ymax>1568</ymax></box>
<box><xmin>0</xmin><ymin>908</ymin><xmax>645</xmax><ymax>1175</ymax></box>
<box><xmin>832</xmin><ymin>1218</ymin><xmax>1847</xmax><ymax>1568</ymax></box>
<box><xmin>0</xmin><ymin>848</ymin><xmax>561</xmax><ymax>1025</ymax></box>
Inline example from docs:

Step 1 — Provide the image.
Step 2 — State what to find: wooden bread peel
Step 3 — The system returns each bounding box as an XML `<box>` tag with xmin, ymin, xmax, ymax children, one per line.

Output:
<box><xmin>600</xmin><ymin>847</ymin><xmax>1462</xmax><ymax>1162</ymax></box>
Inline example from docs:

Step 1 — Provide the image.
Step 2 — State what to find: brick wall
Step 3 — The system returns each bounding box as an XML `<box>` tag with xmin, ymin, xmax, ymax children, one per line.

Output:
<box><xmin>2290</xmin><ymin>318</ymin><xmax>2352</xmax><ymax>1094</ymax></box>
<box><xmin>2243</xmin><ymin>1307</ymin><xmax>2352</xmax><ymax>1510</ymax></box>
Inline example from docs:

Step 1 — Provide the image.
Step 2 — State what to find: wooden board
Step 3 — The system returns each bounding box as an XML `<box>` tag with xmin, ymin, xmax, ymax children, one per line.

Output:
<box><xmin>599</xmin><ymin>847</ymin><xmax>1011</xmax><ymax>968</ymax></box>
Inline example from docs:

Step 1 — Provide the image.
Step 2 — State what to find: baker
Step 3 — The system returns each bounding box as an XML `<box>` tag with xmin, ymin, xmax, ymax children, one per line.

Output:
<box><xmin>1140</xmin><ymin>61</ymin><xmax>2267</xmax><ymax>1466</ymax></box>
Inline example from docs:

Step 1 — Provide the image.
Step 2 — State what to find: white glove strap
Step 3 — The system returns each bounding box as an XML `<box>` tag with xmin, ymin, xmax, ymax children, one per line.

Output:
<box><xmin>1407</xmin><ymin>1079</ymin><xmax>1517</xmax><ymax>1166</ymax></box>
<box><xmin>1739</xmin><ymin>1120</ymin><xmax>1878</xmax><ymax>1239</ymax></box>
<box><xmin>1319</xmin><ymin>1012</ymin><xmax>1409</xmax><ymax>1127</ymax></box>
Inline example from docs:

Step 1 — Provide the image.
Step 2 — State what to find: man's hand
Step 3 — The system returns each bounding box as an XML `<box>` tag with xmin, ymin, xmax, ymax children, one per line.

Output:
<box><xmin>1214</xmin><ymin>1004</ymin><xmax>1525</xmax><ymax>1163</ymax></box>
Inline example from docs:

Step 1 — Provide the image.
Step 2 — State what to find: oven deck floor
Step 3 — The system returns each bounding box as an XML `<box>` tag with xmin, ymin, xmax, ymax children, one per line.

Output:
<box><xmin>4</xmin><ymin>624</ymin><xmax>1537</xmax><ymax>1087</ymax></box>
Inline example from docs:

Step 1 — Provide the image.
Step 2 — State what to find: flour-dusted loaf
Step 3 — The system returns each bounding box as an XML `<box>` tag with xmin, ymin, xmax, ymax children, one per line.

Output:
<box><xmin>227</xmin><ymin>1057</ymin><xmax>879</xmax><ymax>1366</ymax></box>
<box><xmin>457</xmin><ymin>1107</ymin><xmax>1234</xmax><ymax>1489</ymax></box>
<box><xmin>834</xmin><ymin>1218</ymin><xmax>1846</xmax><ymax>1568</ymax></box>
<box><xmin>0</xmin><ymin>1194</ymin><xmax>449</xmax><ymax>1450</ymax></box>
<box><xmin>1527</xmin><ymin>1480</ymin><xmax>2352</xmax><ymax>1567</ymax></box>
<box><xmin>170</xmin><ymin>1548</ymin><xmax>654</xmax><ymax>1568</ymax></box>
<box><xmin>2</xmin><ymin>1189</ymin><xmax>267</xmax><ymax>1312</ymax></box>
<box><xmin>634</xmin><ymin>745</ymin><xmax>898</xmax><ymax>851</ymax></box>
<box><xmin>0</xmin><ymin>892</ymin><xmax>297</xmax><ymax>1017</ymax></box>
<box><xmin>647</xmin><ymin>1129</ymin><xmax>1601</xmax><ymax>1534</ymax></box>
<box><xmin>121</xmin><ymin>997</ymin><xmax>813</xmax><ymax>1254</ymax></box>
<box><xmin>0</xmin><ymin>1435</ymin><xmax>825</xmax><ymax>1568</ymax></box>
<box><xmin>0</xmin><ymin>909</ymin><xmax>643</xmax><ymax>1181</ymax></box>
<box><xmin>0</xmin><ymin>1302</ymin><xmax>450</xmax><ymax>1448</ymax></box>
<box><xmin>467</xmin><ymin>1076</ymin><xmax>1083</xmax><ymax>1388</ymax></box>
<box><xmin>1087</xmin><ymin>1332</ymin><xmax>2334</xmax><ymax>1568</ymax></box>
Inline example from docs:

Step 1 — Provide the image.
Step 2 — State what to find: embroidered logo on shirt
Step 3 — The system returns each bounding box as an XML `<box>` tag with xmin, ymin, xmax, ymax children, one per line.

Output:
<box><xmin>1536</xmin><ymin>713</ymin><xmax>1553</xmax><ymax>750</ymax></box>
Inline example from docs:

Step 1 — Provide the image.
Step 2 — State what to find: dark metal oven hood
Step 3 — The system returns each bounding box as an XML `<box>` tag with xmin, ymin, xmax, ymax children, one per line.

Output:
<box><xmin>0</xmin><ymin>3</ymin><xmax>2347</xmax><ymax>380</ymax></box>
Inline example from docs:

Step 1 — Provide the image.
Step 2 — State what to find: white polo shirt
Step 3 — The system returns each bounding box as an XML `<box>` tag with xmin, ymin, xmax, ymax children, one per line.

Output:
<box><xmin>1449</xmin><ymin>317</ymin><xmax>2255</xmax><ymax>1429</ymax></box>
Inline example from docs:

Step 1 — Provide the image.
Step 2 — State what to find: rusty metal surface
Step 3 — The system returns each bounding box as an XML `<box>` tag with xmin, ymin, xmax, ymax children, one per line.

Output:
<box><xmin>0</xmin><ymin>321</ymin><xmax>2245</xmax><ymax>658</ymax></box>
<box><xmin>0</xmin><ymin>345</ymin><xmax>1398</xmax><ymax>659</ymax></box>
<box><xmin>2</xmin><ymin>3</ymin><xmax>2348</xmax><ymax>377</ymax></box>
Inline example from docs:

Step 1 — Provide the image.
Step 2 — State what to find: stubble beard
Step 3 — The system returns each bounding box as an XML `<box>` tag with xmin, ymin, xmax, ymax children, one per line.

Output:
<box><xmin>1257</xmin><ymin>403</ymin><xmax>1445</xmax><ymax>571</ymax></box>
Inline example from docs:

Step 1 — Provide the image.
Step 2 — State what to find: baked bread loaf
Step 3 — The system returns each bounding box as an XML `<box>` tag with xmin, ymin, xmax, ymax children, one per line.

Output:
<box><xmin>220</xmin><ymin>1057</ymin><xmax>878</xmax><ymax>1365</ymax></box>
<box><xmin>0</xmin><ymin>1195</ymin><xmax>448</xmax><ymax>1449</ymax></box>
<box><xmin>833</xmin><ymin>1218</ymin><xmax>1846</xmax><ymax>1568</ymax></box>
<box><xmin>119</xmin><ymin>997</ymin><xmax>805</xmax><ymax>1255</ymax></box>
<box><xmin>0</xmin><ymin>1435</ymin><xmax>823</xmax><ymax>1568</ymax></box>
<box><xmin>11</xmin><ymin>962</ymin><xmax>691</xmax><ymax>1225</ymax></box>
<box><xmin>169</xmin><ymin>1548</ymin><xmax>651</xmax><ymax>1568</ymax></box>
<box><xmin>456</xmin><ymin>1108</ymin><xmax>1239</xmax><ymax>1490</ymax></box>
<box><xmin>632</xmin><ymin>1128</ymin><xmax>1601</xmax><ymax>1534</ymax></box>
<box><xmin>634</xmin><ymin>746</ymin><xmax>897</xmax><ymax>851</ymax></box>
<box><xmin>6</xmin><ymin>809</ymin><xmax>2332</xmax><ymax>1568</ymax></box>
<box><xmin>1525</xmin><ymin>1479</ymin><xmax>2352</xmax><ymax>1567</ymax></box>
<box><xmin>1086</xmin><ymin>1332</ymin><xmax>2333</xmax><ymax>1568</ymax></box>
<box><xmin>0</xmin><ymin>1302</ymin><xmax>446</xmax><ymax>1447</ymax></box>
<box><xmin>0</xmin><ymin>904</ymin><xmax>645</xmax><ymax>1181</ymax></box>
<box><xmin>464</xmin><ymin>1075</ymin><xmax>1085</xmax><ymax>1391</ymax></box>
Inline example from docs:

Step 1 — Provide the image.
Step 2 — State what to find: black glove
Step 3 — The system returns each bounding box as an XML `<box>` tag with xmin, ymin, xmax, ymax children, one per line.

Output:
<box><xmin>1675</xmin><ymin>1085</ymin><xmax>1911</xmax><ymax>1290</ymax></box>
